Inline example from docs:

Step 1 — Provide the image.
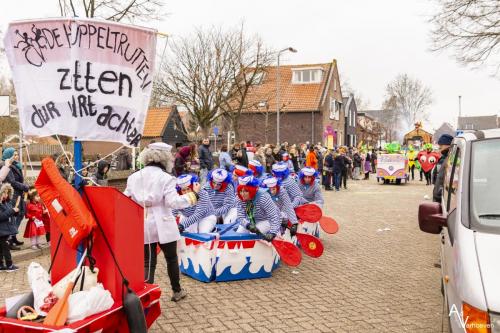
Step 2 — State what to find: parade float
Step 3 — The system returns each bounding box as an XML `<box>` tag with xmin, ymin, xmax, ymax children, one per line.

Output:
<box><xmin>377</xmin><ymin>142</ymin><xmax>409</xmax><ymax>185</ymax></box>
<box><xmin>403</xmin><ymin>122</ymin><xmax>433</xmax><ymax>149</ymax></box>
<box><xmin>0</xmin><ymin>17</ymin><xmax>161</xmax><ymax>332</ymax></box>
<box><xmin>178</xmin><ymin>204</ymin><xmax>337</xmax><ymax>283</ymax></box>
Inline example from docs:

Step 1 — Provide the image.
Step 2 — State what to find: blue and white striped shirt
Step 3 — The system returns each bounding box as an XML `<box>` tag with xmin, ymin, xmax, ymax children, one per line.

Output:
<box><xmin>281</xmin><ymin>177</ymin><xmax>306</xmax><ymax>207</ymax></box>
<box><xmin>270</xmin><ymin>188</ymin><xmax>298</xmax><ymax>225</ymax></box>
<box><xmin>298</xmin><ymin>182</ymin><xmax>324</xmax><ymax>208</ymax></box>
<box><xmin>204</xmin><ymin>182</ymin><xmax>236</xmax><ymax>217</ymax></box>
<box><xmin>174</xmin><ymin>189</ymin><xmax>215</xmax><ymax>229</ymax></box>
<box><xmin>236</xmin><ymin>189</ymin><xmax>281</xmax><ymax>235</ymax></box>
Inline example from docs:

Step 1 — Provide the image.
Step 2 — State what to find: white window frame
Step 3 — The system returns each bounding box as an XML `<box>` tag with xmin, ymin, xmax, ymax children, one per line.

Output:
<box><xmin>292</xmin><ymin>68</ymin><xmax>323</xmax><ymax>84</ymax></box>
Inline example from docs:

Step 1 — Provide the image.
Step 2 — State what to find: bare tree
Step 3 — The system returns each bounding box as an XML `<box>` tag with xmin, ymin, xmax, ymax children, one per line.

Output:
<box><xmin>340</xmin><ymin>76</ymin><xmax>370</xmax><ymax>109</ymax></box>
<box><xmin>384</xmin><ymin>74</ymin><xmax>433</xmax><ymax>131</ymax></box>
<box><xmin>155</xmin><ymin>25</ymin><xmax>273</xmax><ymax>138</ymax></box>
<box><xmin>430</xmin><ymin>0</ymin><xmax>500</xmax><ymax>73</ymax></box>
<box><xmin>57</xmin><ymin>0</ymin><xmax>165</xmax><ymax>23</ymax></box>
<box><xmin>155</xmin><ymin>27</ymin><xmax>240</xmax><ymax>137</ymax></box>
<box><xmin>220</xmin><ymin>28</ymin><xmax>274</xmax><ymax>140</ymax></box>
<box><xmin>379</xmin><ymin>96</ymin><xmax>401</xmax><ymax>142</ymax></box>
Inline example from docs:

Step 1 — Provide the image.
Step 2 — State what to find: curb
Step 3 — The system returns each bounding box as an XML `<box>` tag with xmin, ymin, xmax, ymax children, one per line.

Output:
<box><xmin>12</xmin><ymin>246</ymin><xmax>50</xmax><ymax>263</ymax></box>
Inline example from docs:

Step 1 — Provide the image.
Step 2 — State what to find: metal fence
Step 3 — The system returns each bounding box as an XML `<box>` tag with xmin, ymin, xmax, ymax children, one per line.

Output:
<box><xmin>3</xmin><ymin>143</ymin><xmax>73</xmax><ymax>160</ymax></box>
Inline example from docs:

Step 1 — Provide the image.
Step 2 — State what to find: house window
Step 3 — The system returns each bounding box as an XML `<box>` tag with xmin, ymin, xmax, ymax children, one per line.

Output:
<box><xmin>292</xmin><ymin>69</ymin><xmax>322</xmax><ymax>84</ymax></box>
<box><xmin>329</xmin><ymin>98</ymin><xmax>340</xmax><ymax>120</ymax></box>
<box><xmin>465</xmin><ymin>123</ymin><xmax>474</xmax><ymax>130</ymax></box>
<box><xmin>246</xmin><ymin>71</ymin><xmax>265</xmax><ymax>84</ymax></box>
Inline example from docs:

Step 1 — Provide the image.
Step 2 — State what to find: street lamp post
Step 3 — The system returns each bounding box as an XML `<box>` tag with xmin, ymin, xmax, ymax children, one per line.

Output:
<box><xmin>276</xmin><ymin>47</ymin><xmax>297</xmax><ymax>145</ymax></box>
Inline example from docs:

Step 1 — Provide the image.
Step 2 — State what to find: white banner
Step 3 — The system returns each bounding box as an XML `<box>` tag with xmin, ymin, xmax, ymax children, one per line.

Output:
<box><xmin>3</xmin><ymin>18</ymin><xmax>157</xmax><ymax>147</ymax></box>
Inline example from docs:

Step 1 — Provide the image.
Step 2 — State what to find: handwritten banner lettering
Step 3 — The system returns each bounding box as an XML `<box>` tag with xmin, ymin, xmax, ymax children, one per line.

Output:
<box><xmin>3</xmin><ymin>18</ymin><xmax>157</xmax><ymax>146</ymax></box>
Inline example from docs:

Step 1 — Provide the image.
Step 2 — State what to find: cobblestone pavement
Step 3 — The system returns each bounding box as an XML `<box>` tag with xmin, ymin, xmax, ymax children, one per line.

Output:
<box><xmin>0</xmin><ymin>177</ymin><xmax>448</xmax><ymax>332</ymax></box>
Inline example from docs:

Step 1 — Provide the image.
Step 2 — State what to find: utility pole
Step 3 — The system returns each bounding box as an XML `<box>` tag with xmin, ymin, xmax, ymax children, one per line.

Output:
<box><xmin>458</xmin><ymin>95</ymin><xmax>462</xmax><ymax>129</ymax></box>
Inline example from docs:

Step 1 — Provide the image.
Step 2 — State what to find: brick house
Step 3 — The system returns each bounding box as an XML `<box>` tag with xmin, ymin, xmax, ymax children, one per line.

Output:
<box><xmin>356</xmin><ymin>112</ymin><xmax>384</xmax><ymax>148</ymax></box>
<box><xmin>342</xmin><ymin>94</ymin><xmax>358</xmax><ymax>146</ymax></box>
<box><xmin>233</xmin><ymin>60</ymin><xmax>345</xmax><ymax>146</ymax></box>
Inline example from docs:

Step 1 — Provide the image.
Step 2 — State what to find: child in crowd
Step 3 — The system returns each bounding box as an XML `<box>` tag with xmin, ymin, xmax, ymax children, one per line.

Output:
<box><xmin>0</xmin><ymin>184</ymin><xmax>20</xmax><ymax>272</ymax></box>
<box><xmin>24</xmin><ymin>189</ymin><xmax>46</xmax><ymax>249</ymax></box>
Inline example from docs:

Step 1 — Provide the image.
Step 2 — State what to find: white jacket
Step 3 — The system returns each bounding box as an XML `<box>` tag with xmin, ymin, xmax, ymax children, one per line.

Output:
<box><xmin>124</xmin><ymin>166</ymin><xmax>196</xmax><ymax>244</ymax></box>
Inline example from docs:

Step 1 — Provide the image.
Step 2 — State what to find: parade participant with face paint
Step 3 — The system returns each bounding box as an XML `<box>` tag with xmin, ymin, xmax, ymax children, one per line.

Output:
<box><xmin>298</xmin><ymin>167</ymin><xmax>324</xmax><ymax>208</ymax></box>
<box><xmin>235</xmin><ymin>175</ymin><xmax>281</xmax><ymax>242</ymax></box>
<box><xmin>271</xmin><ymin>162</ymin><xmax>306</xmax><ymax>208</ymax></box>
<box><xmin>204</xmin><ymin>168</ymin><xmax>237</xmax><ymax>224</ymax></box>
<box><xmin>248</xmin><ymin>159</ymin><xmax>265</xmax><ymax>181</ymax></box>
<box><xmin>231</xmin><ymin>165</ymin><xmax>253</xmax><ymax>191</ymax></box>
<box><xmin>260</xmin><ymin>175</ymin><xmax>299</xmax><ymax>236</ymax></box>
<box><xmin>281</xmin><ymin>153</ymin><xmax>295</xmax><ymax>173</ymax></box>
<box><xmin>174</xmin><ymin>174</ymin><xmax>217</xmax><ymax>234</ymax></box>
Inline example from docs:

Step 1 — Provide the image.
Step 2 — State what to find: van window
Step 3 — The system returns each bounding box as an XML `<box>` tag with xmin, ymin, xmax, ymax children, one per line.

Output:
<box><xmin>444</xmin><ymin>146</ymin><xmax>460</xmax><ymax>212</ymax></box>
<box><xmin>471</xmin><ymin>139</ymin><xmax>500</xmax><ymax>230</ymax></box>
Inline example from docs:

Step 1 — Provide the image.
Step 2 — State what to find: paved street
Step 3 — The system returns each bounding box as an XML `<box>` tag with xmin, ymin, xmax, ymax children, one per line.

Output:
<box><xmin>0</xmin><ymin>177</ymin><xmax>448</xmax><ymax>332</ymax></box>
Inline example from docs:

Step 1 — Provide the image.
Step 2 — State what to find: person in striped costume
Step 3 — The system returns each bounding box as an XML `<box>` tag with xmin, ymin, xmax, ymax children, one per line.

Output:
<box><xmin>174</xmin><ymin>174</ymin><xmax>217</xmax><ymax>233</ymax></box>
<box><xmin>231</xmin><ymin>165</ymin><xmax>253</xmax><ymax>192</ymax></box>
<box><xmin>204</xmin><ymin>168</ymin><xmax>237</xmax><ymax>224</ymax></box>
<box><xmin>260</xmin><ymin>175</ymin><xmax>299</xmax><ymax>237</ymax></box>
<box><xmin>298</xmin><ymin>167</ymin><xmax>324</xmax><ymax>208</ymax></box>
<box><xmin>235</xmin><ymin>175</ymin><xmax>281</xmax><ymax>242</ymax></box>
<box><xmin>248</xmin><ymin>160</ymin><xmax>265</xmax><ymax>182</ymax></box>
<box><xmin>272</xmin><ymin>162</ymin><xmax>306</xmax><ymax>208</ymax></box>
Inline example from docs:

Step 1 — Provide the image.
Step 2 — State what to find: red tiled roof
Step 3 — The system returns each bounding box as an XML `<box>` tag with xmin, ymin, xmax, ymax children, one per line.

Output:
<box><xmin>143</xmin><ymin>107</ymin><xmax>172</xmax><ymax>137</ymax></box>
<box><xmin>243</xmin><ymin>63</ymin><xmax>331</xmax><ymax>113</ymax></box>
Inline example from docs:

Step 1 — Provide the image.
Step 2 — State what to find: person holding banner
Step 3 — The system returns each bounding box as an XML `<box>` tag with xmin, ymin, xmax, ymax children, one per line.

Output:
<box><xmin>124</xmin><ymin>142</ymin><xmax>200</xmax><ymax>302</ymax></box>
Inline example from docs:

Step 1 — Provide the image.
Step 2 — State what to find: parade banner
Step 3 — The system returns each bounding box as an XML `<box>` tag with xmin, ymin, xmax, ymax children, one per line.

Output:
<box><xmin>3</xmin><ymin>18</ymin><xmax>157</xmax><ymax>146</ymax></box>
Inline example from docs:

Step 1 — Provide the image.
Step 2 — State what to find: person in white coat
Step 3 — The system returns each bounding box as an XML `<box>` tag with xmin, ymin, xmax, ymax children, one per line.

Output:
<box><xmin>124</xmin><ymin>142</ymin><xmax>200</xmax><ymax>302</ymax></box>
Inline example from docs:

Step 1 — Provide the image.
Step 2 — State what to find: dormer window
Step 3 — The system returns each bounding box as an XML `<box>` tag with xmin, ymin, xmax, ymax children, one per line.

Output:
<box><xmin>292</xmin><ymin>68</ymin><xmax>323</xmax><ymax>84</ymax></box>
<box><xmin>245</xmin><ymin>71</ymin><xmax>265</xmax><ymax>85</ymax></box>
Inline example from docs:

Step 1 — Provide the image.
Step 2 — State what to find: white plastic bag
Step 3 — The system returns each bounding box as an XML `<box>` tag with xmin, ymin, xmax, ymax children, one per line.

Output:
<box><xmin>67</xmin><ymin>284</ymin><xmax>114</xmax><ymax>324</ymax></box>
<box><xmin>27</xmin><ymin>262</ymin><xmax>52</xmax><ymax>315</ymax></box>
<box><xmin>53</xmin><ymin>266</ymin><xmax>99</xmax><ymax>299</ymax></box>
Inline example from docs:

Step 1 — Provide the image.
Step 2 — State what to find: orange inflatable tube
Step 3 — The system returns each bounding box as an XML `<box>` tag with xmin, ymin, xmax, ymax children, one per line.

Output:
<box><xmin>35</xmin><ymin>158</ymin><xmax>96</xmax><ymax>249</ymax></box>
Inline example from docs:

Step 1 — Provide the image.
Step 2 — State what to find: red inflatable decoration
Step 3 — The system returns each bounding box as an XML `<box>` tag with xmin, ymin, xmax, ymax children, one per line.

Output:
<box><xmin>417</xmin><ymin>151</ymin><xmax>440</xmax><ymax>173</ymax></box>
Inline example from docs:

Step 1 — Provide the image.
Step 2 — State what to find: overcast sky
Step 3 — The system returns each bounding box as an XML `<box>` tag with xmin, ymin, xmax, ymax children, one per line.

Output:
<box><xmin>1</xmin><ymin>0</ymin><xmax>500</xmax><ymax>131</ymax></box>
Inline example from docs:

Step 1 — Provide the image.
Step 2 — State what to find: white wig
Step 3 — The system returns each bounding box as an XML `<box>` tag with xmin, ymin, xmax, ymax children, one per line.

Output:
<box><xmin>139</xmin><ymin>146</ymin><xmax>173</xmax><ymax>172</ymax></box>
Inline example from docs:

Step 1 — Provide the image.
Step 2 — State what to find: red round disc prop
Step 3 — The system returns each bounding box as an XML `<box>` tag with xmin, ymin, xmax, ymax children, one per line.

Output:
<box><xmin>296</xmin><ymin>233</ymin><xmax>324</xmax><ymax>258</ymax></box>
<box><xmin>319</xmin><ymin>216</ymin><xmax>339</xmax><ymax>234</ymax></box>
<box><xmin>295</xmin><ymin>204</ymin><xmax>322</xmax><ymax>223</ymax></box>
<box><xmin>271</xmin><ymin>239</ymin><xmax>302</xmax><ymax>267</ymax></box>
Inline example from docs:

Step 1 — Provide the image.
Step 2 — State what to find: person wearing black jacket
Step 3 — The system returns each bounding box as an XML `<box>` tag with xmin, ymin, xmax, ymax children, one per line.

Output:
<box><xmin>352</xmin><ymin>151</ymin><xmax>362</xmax><ymax>180</ymax></box>
<box><xmin>332</xmin><ymin>152</ymin><xmax>345</xmax><ymax>191</ymax></box>
<box><xmin>340</xmin><ymin>150</ymin><xmax>351</xmax><ymax>189</ymax></box>
<box><xmin>323</xmin><ymin>150</ymin><xmax>334</xmax><ymax>190</ymax></box>
<box><xmin>198</xmin><ymin>138</ymin><xmax>214</xmax><ymax>186</ymax></box>
<box><xmin>0</xmin><ymin>183</ymin><xmax>20</xmax><ymax>272</ymax></box>
<box><xmin>433</xmin><ymin>134</ymin><xmax>453</xmax><ymax>202</ymax></box>
<box><xmin>2</xmin><ymin>148</ymin><xmax>28</xmax><ymax>249</ymax></box>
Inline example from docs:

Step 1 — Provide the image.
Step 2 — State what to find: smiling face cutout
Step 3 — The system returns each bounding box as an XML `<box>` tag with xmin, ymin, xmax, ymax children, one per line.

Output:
<box><xmin>417</xmin><ymin>151</ymin><xmax>440</xmax><ymax>173</ymax></box>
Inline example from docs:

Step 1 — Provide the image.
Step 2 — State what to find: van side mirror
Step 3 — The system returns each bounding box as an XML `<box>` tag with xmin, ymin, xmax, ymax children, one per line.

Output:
<box><xmin>418</xmin><ymin>202</ymin><xmax>447</xmax><ymax>234</ymax></box>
